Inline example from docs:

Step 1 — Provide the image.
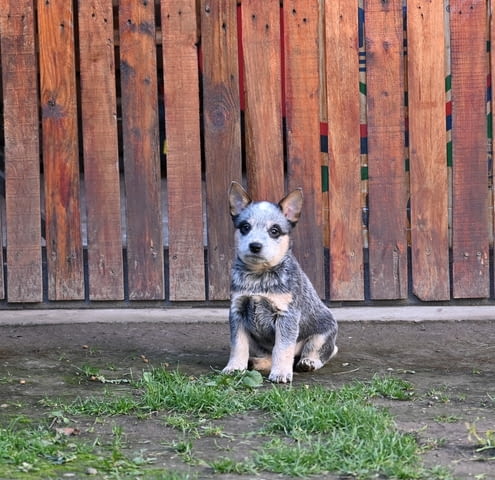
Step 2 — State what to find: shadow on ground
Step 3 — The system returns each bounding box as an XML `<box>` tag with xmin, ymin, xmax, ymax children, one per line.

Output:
<box><xmin>0</xmin><ymin>319</ymin><xmax>494</xmax><ymax>479</ymax></box>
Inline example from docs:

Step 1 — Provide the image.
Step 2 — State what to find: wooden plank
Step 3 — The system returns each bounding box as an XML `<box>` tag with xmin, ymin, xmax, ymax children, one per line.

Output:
<box><xmin>283</xmin><ymin>0</ymin><xmax>324</xmax><ymax>296</ymax></box>
<box><xmin>241</xmin><ymin>0</ymin><xmax>284</xmax><ymax>202</ymax></box>
<box><xmin>450</xmin><ymin>1</ymin><xmax>489</xmax><ymax>298</ymax></box>
<box><xmin>407</xmin><ymin>0</ymin><xmax>450</xmax><ymax>301</ymax></box>
<box><xmin>0</xmin><ymin>204</ymin><xmax>3</xmax><ymax>300</ymax></box>
<box><xmin>364</xmin><ymin>0</ymin><xmax>407</xmax><ymax>299</ymax></box>
<box><xmin>162</xmin><ymin>0</ymin><xmax>206</xmax><ymax>301</ymax></box>
<box><xmin>492</xmin><ymin>0</ymin><xmax>495</xmax><ymax>287</ymax></box>
<box><xmin>201</xmin><ymin>0</ymin><xmax>242</xmax><ymax>300</ymax></box>
<box><xmin>78</xmin><ymin>0</ymin><xmax>124</xmax><ymax>301</ymax></box>
<box><xmin>0</xmin><ymin>1</ymin><xmax>43</xmax><ymax>302</ymax></box>
<box><xmin>119</xmin><ymin>0</ymin><xmax>164</xmax><ymax>300</ymax></box>
<box><xmin>325</xmin><ymin>0</ymin><xmax>364</xmax><ymax>300</ymax></box>
<box><xmin>38</xmin><ymin>0</ymin><xmax>84</xmax><ymax>300</ymax></box>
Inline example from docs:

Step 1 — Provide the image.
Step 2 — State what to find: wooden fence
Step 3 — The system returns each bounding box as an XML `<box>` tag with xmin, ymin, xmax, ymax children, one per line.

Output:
<box><xmin>0</xmin><ymin>0</ymin><xmax>493</xmax><ymax>306</ymax></box>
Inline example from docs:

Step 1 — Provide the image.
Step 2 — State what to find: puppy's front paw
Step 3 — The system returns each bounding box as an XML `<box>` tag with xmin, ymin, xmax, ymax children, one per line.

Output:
<box><xmin>296</xmin><ymin>358</ymin><xmax>323</xmax><ymax>372</ymax></box>
<box><xmin>222</xmin><ymin>363</ymin><xmax>247</xmax><ymax>374</ymax></box>
<box><xmin>268</xmin><ymin>369</ymin><xmax>293</xmax><ymax>383</ymax></box>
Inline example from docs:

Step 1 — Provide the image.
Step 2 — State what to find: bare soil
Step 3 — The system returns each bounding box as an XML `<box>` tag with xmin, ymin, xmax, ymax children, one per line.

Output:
<box><xmin>0</xmin><ymin>318</ymin><xmax>494</xmax><ymax>479</ymax></box>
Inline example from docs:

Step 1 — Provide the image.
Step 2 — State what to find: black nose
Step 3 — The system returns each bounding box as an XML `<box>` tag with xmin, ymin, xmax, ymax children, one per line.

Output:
<box><xmin>249</xmin><ymin>242</ymin><xmax>262</xmax><ymax>254</ymax></box>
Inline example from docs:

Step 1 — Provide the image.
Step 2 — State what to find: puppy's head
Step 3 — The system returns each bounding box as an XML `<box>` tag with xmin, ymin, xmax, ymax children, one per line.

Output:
<box><xmin>229</xmin><ymin>182</ymin><xmax>303</xmax><ymax>271</ymax></box>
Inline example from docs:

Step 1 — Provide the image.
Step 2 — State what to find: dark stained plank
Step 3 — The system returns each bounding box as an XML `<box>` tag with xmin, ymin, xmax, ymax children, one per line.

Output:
<box><xmin>364</xmin><ymin>0</ymin><xmax>407</xmax><ymax>299</ymax></box>
<box><xmin>283</xmin><ymin>0</ymin><xmax>324</xmax><ymax>296</ymax></box>
<box><xmin>78</xmin><ymin>0</ymin><xmax>124</xmax><ymax>301</ymax></box>
<box><xmin>119</xmin><ymin>0</ymin><xmax>164</xmax><ymax>300</ymax></box>
<box><xmin>407</xmin><ymin>0</ymin><xmax>450</xmax><ymax>301</ymax></box>
<box><xmin>241</xmin><ymin>0</ymin><xmax>284</xmax><ymax>202</ymax></box>
<box><xmin>0</xmin><ymin>1</ymin><xmax>43</xmax><ymax>302</ymax></box>
<box><xmin>201</xmin><ymin>0</ymin><xmax>242</xmax><ymax>300</ymax></box>
<box><xmin>38</xmin><ymin>0</ymin><xmax>84</xmax><ymax>300</ymax></box>
<box><xmin>450</xmin><ymin>0</ymin><xmax>489</xmax><ymax>298</ymax></box>
<box><xmin>162</xmin><ymin>0</ymin><xmax>206</xmax><ymax>301</ymax></box>
<box><xmin>325</xmin><ymin>0</ymin><xmax>364</xmax><ymax>300</ymax></box>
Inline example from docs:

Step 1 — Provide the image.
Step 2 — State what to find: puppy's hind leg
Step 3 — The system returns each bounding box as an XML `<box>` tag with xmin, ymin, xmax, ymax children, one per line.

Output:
<box><xmin>295</xmin><ymin>332</ymin><xmax>338</xmax><ymax>372</ymax></box>
<box><xmin>249</xmin><ymin>355</ymin><xmax>272</xmax><ymax>373</ymax></box>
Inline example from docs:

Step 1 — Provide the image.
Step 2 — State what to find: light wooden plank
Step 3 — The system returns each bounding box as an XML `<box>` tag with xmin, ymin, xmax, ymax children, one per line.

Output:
<box><xmin>38</xmin><ymin>0</ymin><xmax>84</xmax><ymax>300</ymax></box>
<box><xmin>1</xmin><ymin>0</ymin><xmax>43</xmax><ymax>302</ymax></box>
<box><xmin>119</xmin><ymin>0</ymin><xmax>164</xmax><ymax>300</ymax></box>
<box><xmin>201</xmin><ymin>0</ymin><xmax>242</xmax><ymax>300</ymax></box>
<box><xmin>365</xmin><ymin>0</ymin><xmax>408</xmax><ymax>299</ymax></box>
<box><xmin>450</xmin><ymin>0</ymin><xmax>489</xmax><ymax>299</ymax></box>
<box><xmin>162</xmin><ymin>0</ymin><xmax>206</xmax><ymax>301</ymax></box>
<box><xmin>407</xmin><ymin>0</ymin><xmax>450</xmax><ymax>301</ymax></box>
<box><xmin>325</xmin><ymin>0</ymin><xmax>364</xmax><ymax>300</ymax></box>
<box><xmin>241</xmin><ymin>0</ymin><xmax>284</xmax><ymax>202</ymax></box>
<box><xmin>79</xmin><ymin>0</ymin><xmax>124</xmax><ymax>300</ymax></box>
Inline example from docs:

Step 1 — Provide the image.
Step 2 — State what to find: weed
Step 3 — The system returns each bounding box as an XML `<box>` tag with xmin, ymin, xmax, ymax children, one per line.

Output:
<box><xmin>434</xmin><ymin>415</ymin><xmax>461</xmax><ymax>424</ymax></box>
<box><xmin>466</xmin><ymin>422</ymin><xmax>495</xmax><ymax>458</ymax></box>
<box><xmin>426</xmin><ymin>387</ymin><xmax>451</xmax><ymax>404</ymax></box>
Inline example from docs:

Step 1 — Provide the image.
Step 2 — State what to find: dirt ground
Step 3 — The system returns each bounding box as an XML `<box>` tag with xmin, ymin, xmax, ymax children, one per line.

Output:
<box><xmin>0</xmin><ymin>318</ymin><xmax>494</xmax><ymax>479</ymax></box>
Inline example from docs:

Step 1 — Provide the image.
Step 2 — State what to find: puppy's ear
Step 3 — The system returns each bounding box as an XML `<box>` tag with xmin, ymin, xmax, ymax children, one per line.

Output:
<box><xmin>229</xmin><ymin>181</ymin><xmax>252</xmax><ymax>216</ymax></box>
<box><xmin>279</xmin><ymin>188</ymin><xmax>303</xmax><ymax>225</ymax></box>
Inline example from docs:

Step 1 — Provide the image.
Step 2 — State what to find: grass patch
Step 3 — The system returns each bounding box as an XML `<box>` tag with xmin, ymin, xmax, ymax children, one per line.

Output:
<box><xmin>2</xmin><ymin>368</ymin><xmax>452</xmax><ymax>479</ymax></box>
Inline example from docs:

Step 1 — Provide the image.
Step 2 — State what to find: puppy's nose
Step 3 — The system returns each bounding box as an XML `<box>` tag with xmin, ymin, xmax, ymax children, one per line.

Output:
<box><xmin>249</xmin><ymin>242</ymin><xmax>262</xmax><ymax>254</ymax></box>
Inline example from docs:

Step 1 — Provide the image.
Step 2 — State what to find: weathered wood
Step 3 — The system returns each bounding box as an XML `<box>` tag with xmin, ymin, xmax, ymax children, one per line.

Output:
<box><xmin>119</xmin><ymin>0</ymin><xmax>164</xmax><ymax>300</ymax></box>
<box><xmin>78</xmin><ymin>0</ymin><xmax>124</xmax><ymax>301</ymax></box>
<box><xmin>201</xmin><ymin>0</ymin><xmax>242</xmax><ymax>300</ymax></box>
<box><xmin>0</xmin><ymin>0</ymin><xmax>43</xmax><ymax>302</ymax></box>
<box><xmin>450</xmin><ymin>0</ymin><xmax>489</xmax><ymax>298</ymax></box>
<box><xmin>407</xmin><ymin>0</ymin><xmax>450</xmax><ymax>301</ymax></box>
<box><xmin>325</xmin><ymin>0</ymin><xmax>364</xmax><ymax>301</ymax></box>
<box><xmin>365</xmin><ymin>0</ymin><xmax>407</xmax><ymax>300</ymax></box>
<box><xmin>241</xmin><ymin>0</ymin><xmax>284</xmax><ymax>202</ymax></box>
<box><xmin>162</xmin><ymin>0</ymin><xmax>206</xmax><ymax>301</ymax></box>
<box><xmin>283</xmin><ymin>0</ymin><xmax>324</xmax><ymax>296</ymax></box>
<box><xmin>38</xmin><ymin>0</ymin><xmax>84</xmax><ymax>300</ymax></box>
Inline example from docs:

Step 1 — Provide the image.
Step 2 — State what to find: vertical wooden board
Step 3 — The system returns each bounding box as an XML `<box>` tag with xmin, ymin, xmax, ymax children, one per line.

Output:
<box><xmin>1</xmin><ymin>1</ymin><xmax>43</xmax><ymax>302</ymax></box>
<box><xmin>283</xmin><ymin>0</ymin><xmax>324</xmax><ymax>296</ymax></box>
<box><xmin>492</xmin><ymin>0</ymin><xmax>495</xmax><ymax>285</ymax></box>
<box><xmin>201</xmin><ymin>0</ymin><xmax>242</xmax><ymax>300</ymax></box>
<box><xmin>78</xmin><ymin>0</ymin><xmax>124</xmax><ymax>301</ymax></box>
<box><xmin>119</xmin><ymin>0</ymin><xmax>164</xmax><ymax>300</ymax></box>
<box><xmin>162</xmin><ymin>0</ymin><xmax>206</xmax><ymax>301</ymax></box>
<box><xmin>38</xmin><ymin>0</ymin><xmax>84</xmax><ymax>300</ymax></box>
<box><xmin>407</xmin><ymin>0</ymin><xmax>450</xmax><ymax>301</ymax></box>
<box><xmin>241</xmin><ymin>0</ymin><xmax>284</xmax><ymax>202</ymax></box>
<box><xmin>364</xmin><ymin>0</ymin><xmax>407</xmax><ymax>300</ymax></box>
<box><xmin>325</xmin><ymin>0</ymin><xmax>364</xmax><ymax>300</ymax></box>
<box><xmin>450</xmin><ymin>1</ymin><xmax>489</xmax><ymax>298</ymax></box>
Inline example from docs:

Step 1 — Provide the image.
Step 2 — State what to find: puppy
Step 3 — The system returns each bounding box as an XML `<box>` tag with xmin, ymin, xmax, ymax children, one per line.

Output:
<box><xmin>222</xmin><ymin>181</ymin><xmax>338</xmax><ymax>383</ymax></box>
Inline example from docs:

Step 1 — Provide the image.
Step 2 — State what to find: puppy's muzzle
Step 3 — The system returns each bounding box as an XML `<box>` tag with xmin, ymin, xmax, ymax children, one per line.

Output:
<box><xmin>249</xmin><ymin>242</ymin><xmax>262</xmax><ymax>254</ymax></box>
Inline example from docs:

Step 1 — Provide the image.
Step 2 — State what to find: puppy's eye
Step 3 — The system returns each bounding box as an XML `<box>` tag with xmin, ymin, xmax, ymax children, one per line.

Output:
<box><xmin>239</xmin><ymin>222</ymin><xmax>251</xmax><ymax>235</ymax></box>
<box><xmin>268</xmin><ymin>225</ymin><xmax>282</xmax><ymax>238</ymax></box>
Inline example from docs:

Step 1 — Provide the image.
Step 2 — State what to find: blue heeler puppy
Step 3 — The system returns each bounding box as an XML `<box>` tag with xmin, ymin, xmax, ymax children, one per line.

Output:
<box><xmin>222</xmin><ymin>181</ymin><xmax>338</xmax><ymax>383</ymax></box>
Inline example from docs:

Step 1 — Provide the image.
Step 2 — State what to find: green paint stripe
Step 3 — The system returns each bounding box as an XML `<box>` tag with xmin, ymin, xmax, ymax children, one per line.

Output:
<box><xmin>321</xmin><ymin>165</ymin><xmax>329</xmax><ymax>192</ymax></box>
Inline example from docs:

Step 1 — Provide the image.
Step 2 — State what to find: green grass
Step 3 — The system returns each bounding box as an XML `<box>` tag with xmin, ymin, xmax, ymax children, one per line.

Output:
<box><xmin>1</xmin><ymin>368</ymin><xmax>453</xmax><ymax>479</ymax></box>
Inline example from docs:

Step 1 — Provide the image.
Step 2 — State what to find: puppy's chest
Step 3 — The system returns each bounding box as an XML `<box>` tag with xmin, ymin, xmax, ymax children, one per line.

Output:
<box><xmin>233</xmin><ymin>291</ymin><xmax>294</xmax><ymax>316</ymax></box>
